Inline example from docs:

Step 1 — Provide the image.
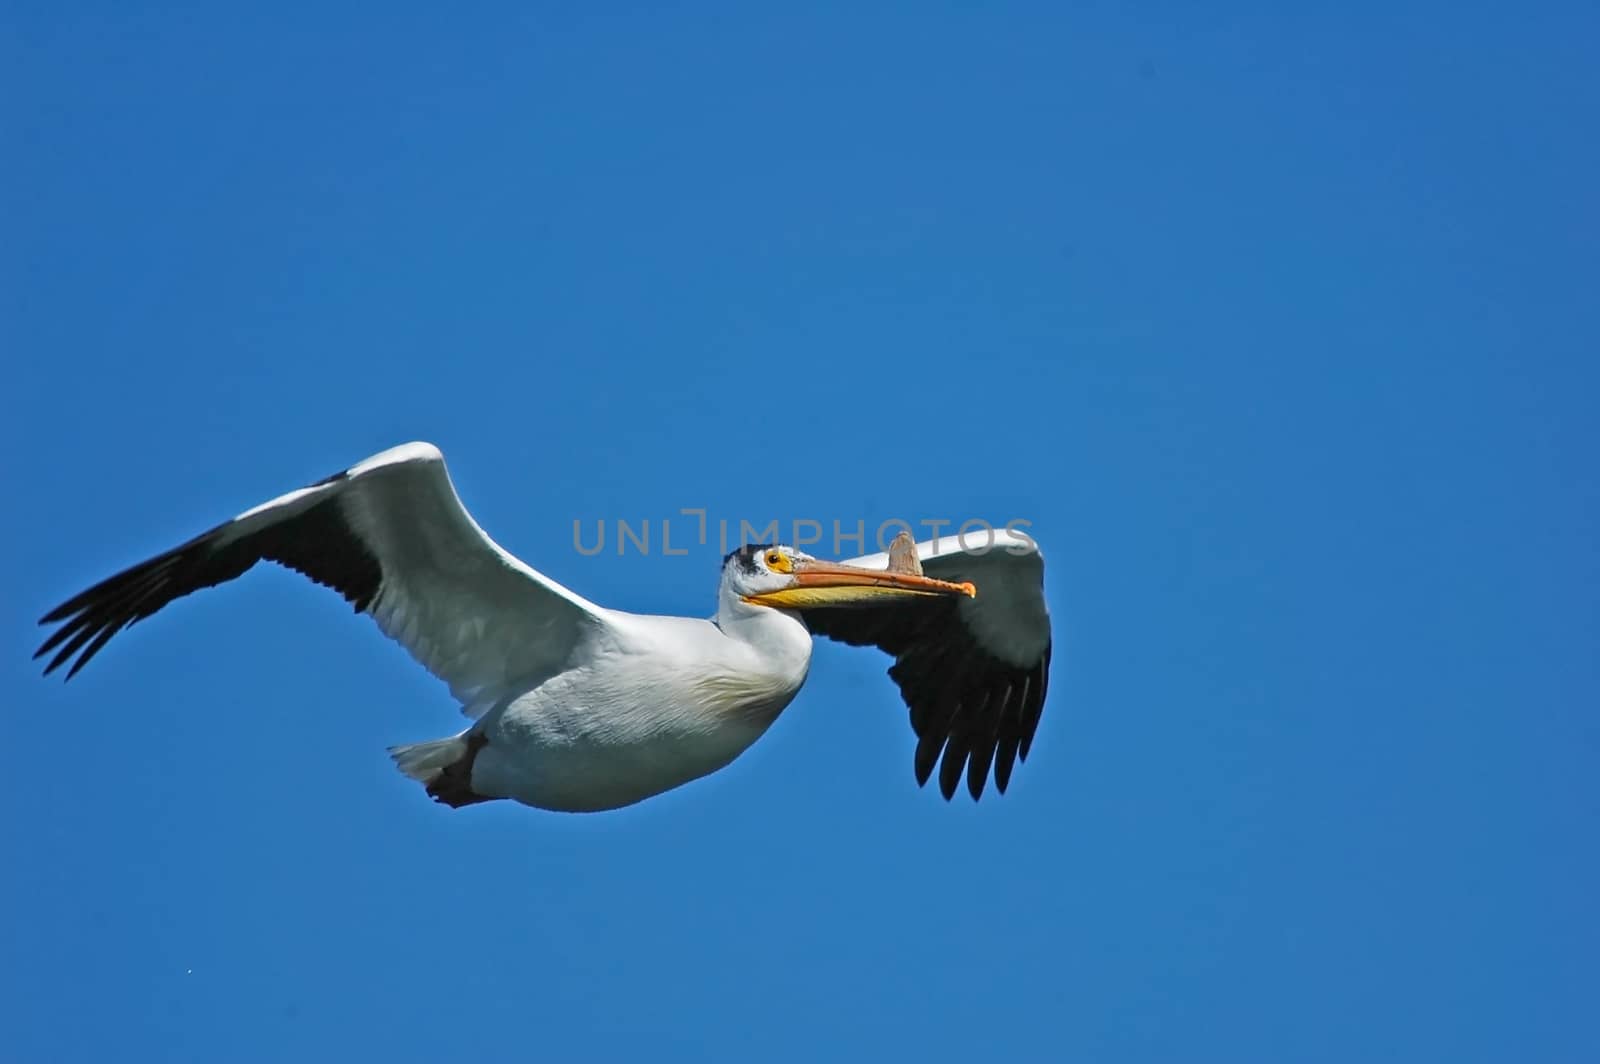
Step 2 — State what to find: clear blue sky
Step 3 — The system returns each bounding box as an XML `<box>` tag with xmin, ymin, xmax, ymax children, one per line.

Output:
<box><xmin>4</xmin><ymin>5</ymin><xmax>1596</xmax><ymax>1061</ymax></box>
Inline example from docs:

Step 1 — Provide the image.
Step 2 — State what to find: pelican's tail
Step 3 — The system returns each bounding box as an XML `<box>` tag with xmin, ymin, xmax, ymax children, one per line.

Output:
<box><xmin>389</xmin><ymin>731</ymin><xmax>496</xmax><ymax>808</ymax></box>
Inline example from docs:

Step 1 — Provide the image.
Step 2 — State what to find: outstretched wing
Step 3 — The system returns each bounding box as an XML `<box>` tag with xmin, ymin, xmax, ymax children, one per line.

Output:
<box><xmin>36</xmin><ymin>442</ymin><xmax>612</xmax><ymax>714</ymax></box>
<box><xmin>799</xmin><ymin>529</ymin><xmax>1052</xmax><ymax>801</ymax></box>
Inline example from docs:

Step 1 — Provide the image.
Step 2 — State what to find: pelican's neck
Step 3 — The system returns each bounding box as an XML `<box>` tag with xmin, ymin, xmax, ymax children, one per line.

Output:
<box><xmin>714</xmin><ymin>585</ymin><xmax>814</xmax><ymax>682</ymax></box>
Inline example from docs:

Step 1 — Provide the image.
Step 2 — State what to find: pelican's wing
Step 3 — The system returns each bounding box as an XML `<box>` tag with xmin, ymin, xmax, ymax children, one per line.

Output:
<box><xmin>799</xmin><ymin>529</ymin><xmax>1052</xmax><ymax>800</ymax></box>
<box><xmin>35</xmin><ymin>442</ymin><xmax>611</xmax><ymax>715</ymax></box>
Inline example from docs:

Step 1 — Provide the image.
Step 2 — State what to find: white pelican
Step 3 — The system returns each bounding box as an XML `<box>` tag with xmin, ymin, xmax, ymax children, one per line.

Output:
<box><xmin>35</xmin><ymin>443</ymin><xmax>1052</xmax><ymax>811</ymax></box>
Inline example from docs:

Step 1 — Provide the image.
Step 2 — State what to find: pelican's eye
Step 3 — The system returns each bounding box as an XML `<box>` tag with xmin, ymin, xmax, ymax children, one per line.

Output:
<box><xmin>765</xmin><ymin>550</ymin><xmax>792</xmax><ymax>574</ymax></box>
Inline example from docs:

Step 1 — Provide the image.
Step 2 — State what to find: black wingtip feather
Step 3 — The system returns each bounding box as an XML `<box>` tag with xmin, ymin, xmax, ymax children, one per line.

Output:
<box><xmin>1018</xmin><ymin>654</ymin><xmax>1050</xmax><ymax>762</ymax></box>
<box><xmin>993</xmin><ymin>733</ymin><xmax>1019</xmax><ymax>793</ymax></box>
<box><xmin>913</xmin><ymin>731</ymin><xmax>944</xmax><ymax>787</ymax></box>
<box><xmin>938</xmin><ymin>735</ymin><xmax>969</xmax><ymax>800</ymax></box>
<box><xmin>65</xmin><ymin>623</ymin><xmax>126</xmax><ymax>679</ymax></box>
<box><xmin>966</xmin><ymin>738</ymin><xmax>995</xmax><ymax>801</ymax></box>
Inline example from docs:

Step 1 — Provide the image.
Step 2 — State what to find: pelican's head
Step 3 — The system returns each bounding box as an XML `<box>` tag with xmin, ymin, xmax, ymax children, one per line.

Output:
<box><xmin>721</xmin><ymin>543</ymin><xmax>976</xmax><ymax>612</ymax></box>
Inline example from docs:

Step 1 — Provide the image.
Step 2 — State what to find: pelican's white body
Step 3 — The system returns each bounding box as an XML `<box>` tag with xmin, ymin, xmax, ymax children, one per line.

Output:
<box><xmin>465</xmin><ymin>600</ymin><xmax>813</xmax><ymax>811</ymax></box>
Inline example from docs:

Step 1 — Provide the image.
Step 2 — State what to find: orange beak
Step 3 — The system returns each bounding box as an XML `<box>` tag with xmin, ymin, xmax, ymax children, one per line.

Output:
<box><xmin>744</xmin><ymin>559</ymin><xmax>976</xmax><ymax>610</ymax></box>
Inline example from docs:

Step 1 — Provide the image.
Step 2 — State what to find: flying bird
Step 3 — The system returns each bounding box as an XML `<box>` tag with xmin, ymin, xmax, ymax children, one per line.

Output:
<box><xmin>35</xmin><ymin>443</ymin><xmax>1052</xmax><ymax>811</ymax></box>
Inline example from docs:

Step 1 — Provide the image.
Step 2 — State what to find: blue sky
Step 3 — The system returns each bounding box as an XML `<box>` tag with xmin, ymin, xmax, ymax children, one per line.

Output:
<box><xmin>4</xmin><ymin>4</ymin><xmax>1596</xmax><ymax>1061</ymax></box>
